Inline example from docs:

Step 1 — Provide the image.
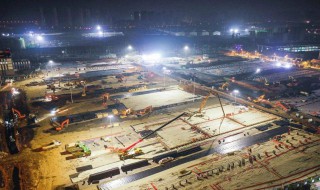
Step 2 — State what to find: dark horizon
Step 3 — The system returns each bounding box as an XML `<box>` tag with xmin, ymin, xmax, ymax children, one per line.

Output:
<box><xmin>1</xmin><ymin>0</ymin><xmax>320</xmax><ymax>24</ymax></box>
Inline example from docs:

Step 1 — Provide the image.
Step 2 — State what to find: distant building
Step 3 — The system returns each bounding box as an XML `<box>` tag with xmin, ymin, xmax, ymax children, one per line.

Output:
<box><xmin>0</xmin><ymin>49</ymin><xmax>31</xmax><ymax>82</ymax></box>
<box><xmin>0</xmin><ymin>49</ymin><xmax>14</xmax><ymax>80</ymax></box>
<box><xmin>12</xmin><ymin>60</ymin><xmax>31</xmax><ymax>71</ymax></box>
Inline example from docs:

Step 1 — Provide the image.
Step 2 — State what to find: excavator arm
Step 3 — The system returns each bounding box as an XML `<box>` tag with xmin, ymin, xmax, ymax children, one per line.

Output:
<box><xmin>12</xmin><ymin>108</ymin><xmax>26</xmax><ymax>119</ymax></box>
<box><xmin>56</xmin><ymin>119</ymin><xmax>70</xmax><ymax>131</ymax></box>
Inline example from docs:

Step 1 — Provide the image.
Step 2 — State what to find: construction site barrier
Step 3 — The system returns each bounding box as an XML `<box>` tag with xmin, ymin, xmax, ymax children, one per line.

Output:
<box><xmin>88</xmin><ymin>167</ymin><xmax>120</xmax><ymax>184</ymax></box>
<box><xmin>121</xmin><ymin>160</ymin><xmax>149</xmax><ymax>173</ymax></box>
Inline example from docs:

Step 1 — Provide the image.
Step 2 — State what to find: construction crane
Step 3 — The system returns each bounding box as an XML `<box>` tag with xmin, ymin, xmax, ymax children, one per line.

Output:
<box><xmin>188</xmin><ymin>91</ymin><xmax>225</xmax><ymax>119</ymax></box>
<box><xmin>12</xmin><ymin>108</ymin><xmax>26</xmax><ymax>119</ymax></box>
<box><xmin>118</xmin><ymin>113</ymin><xmax>185</xmax><ymax>160</ymax></box>
<box><xmin>199</xmin><ymin>94</ymin><xmax>210</xmax><ymax>113</ymax></box>
<box><xmin>56</xmin><ymin>119</ymin><xmax>70</xmax><ymax>131</ymax></box>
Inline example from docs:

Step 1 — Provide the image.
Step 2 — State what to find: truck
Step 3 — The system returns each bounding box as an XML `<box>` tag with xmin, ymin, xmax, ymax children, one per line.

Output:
<box><xmin>41</xmin><ymin>140</ymin><xmax>61</xmax><ymax>151</ymax></box>
<box><xmin>65</xmin><ymin>141</ymin><xmax>91</xmax><ymax>157</ymax></box>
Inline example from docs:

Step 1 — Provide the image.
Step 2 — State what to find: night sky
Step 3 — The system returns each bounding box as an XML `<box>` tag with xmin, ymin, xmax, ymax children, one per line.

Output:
<box><xmin>1</xmin><ymin>0</ymin><xmax>320</xmax><ymax>22</ymax></box>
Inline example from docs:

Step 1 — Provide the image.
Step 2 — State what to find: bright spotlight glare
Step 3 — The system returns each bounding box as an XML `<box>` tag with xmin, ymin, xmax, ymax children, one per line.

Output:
<box><xmin>184</xmin><ymin>45</ymin><xmax>189</xmax><ymax>51</ymax></box>
<box><xmin>276</xmin><ymin>62</ymin><xmax>281</xmax><ymax>67</ymax></box>
<box><xmin>36</xmin><ymin>35</ymin><xmax>43</xmax><ymax>41</ymax></box>
<box><xmin>256</xmin><ymin>68</ymin><xmax>261</xmax><ymax>73</ymax></box>
<box><xmin>12</xmin><ymin>88</ymin><xmax>19</xmax><ymax>95</ymax></box>
<box><xmin>128</xmin><ymin>45</ymin><xmax>133</xmax><ymax>50</ymax></box>
<box><xmin>98</xmin><ymin>31</ymin><xmax>103</xmax><ymax>35</ymax></box>
<box><xmin>284</xmin><ymin>63</ymin><xmax>292</xmax><ymax>68</ymax></box>
<box><xmin>96</xmin><ymin>25</ymin><xmax>101</xmax><ymax>30</ymax></box>
<box><xmin>142</xmin><ymin>53</ymin><xmax>162</xmax><ymax>61</ymax></box>
<box><xmin>233</xmin><ymin>89</ymin><xmax>239</xmax><ymax>94</ymax></box>
<box><xmin>234</xmin><ymin>29</ymin><xmax>239</xmax><ymax>33</ymax></box>
<box><xmin>50</xmin><ymin>110</ymin><xmax>57</xmax><ymax>115</ymax></box>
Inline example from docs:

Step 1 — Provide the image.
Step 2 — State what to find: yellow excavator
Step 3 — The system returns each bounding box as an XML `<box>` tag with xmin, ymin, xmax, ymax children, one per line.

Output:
<box><xmin>253</xmin><ymin>94</ymin><xmax>266</xmax><ymax>103</ymax></box>
<box><xmin>188</xmin><ymin>91</ymin><xmax>225</xmax><ymax>119</ymax></box>
<box><xmin>219</xmin><ymin>82</ymin><xmax>229</xmax><ymax>91</ymax></box>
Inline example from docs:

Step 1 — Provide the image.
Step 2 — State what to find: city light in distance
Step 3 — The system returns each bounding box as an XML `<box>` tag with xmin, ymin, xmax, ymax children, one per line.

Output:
<box><xmin>256</xmin><ymin>68</ymin><xmax>261</xmax><ymax>73</ymax></box>
<box><xmin>142</xmin><ymin>53</ymin><xmax>162</xmax><ymax>61</ymax></box>
<box><xmin>36</xmin><ymin>35</ymin><xmax>43</xmax><ymax>41</ymax></box>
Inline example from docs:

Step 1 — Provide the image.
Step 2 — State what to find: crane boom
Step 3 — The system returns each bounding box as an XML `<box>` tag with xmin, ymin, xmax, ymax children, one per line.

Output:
<box><xmin>199</xmin><ymin>94</ymin><xmax>210</xmax><ymax>113</ymax></box>
<box><xmin>122</xmin><ymin>113</ymin><xmax>185</xmax><ymax>152</ymax></box>
<box><xmin>216</xmin><ymin>92</ymin><xmax>225</xmax><ymax>117</ymax></box>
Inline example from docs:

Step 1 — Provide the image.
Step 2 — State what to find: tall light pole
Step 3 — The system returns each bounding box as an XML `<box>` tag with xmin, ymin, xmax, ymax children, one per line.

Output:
<box><xmin>48</xmin><ymin>60</ymin><xmax>54</xmax><ymax>77</ymax></box>
<box><xmin>233</xmin><ymin>89</ymin><xmax>239</xmax><ymax>115</ymax></box>
<box><xmin>184</xmin><ymin>45</ymin><xmax>189</xmax><ymax>59</ymax></box>
<box><xmin>108</xmin><ymin>115</ymin><xmax>113</xmax><ymax>126</ymax></box>
<box><xmin>70</xmin><ymin>87</ymin><xmax>73</xmax><ymax>103</ymax></box>
<box><xmin>162</xmin><ymin>67</ymin><xmax>166</xmax><ymax>88</ymax></box>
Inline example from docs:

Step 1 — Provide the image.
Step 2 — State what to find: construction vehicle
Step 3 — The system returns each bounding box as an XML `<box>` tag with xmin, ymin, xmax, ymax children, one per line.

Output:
<box><xmin>275</xmin><ymin>101</ymin><xmax>290</xmax><ymax>112</ymax></box>
<box><xmin>41</xmin><ymin>140</ymin><xmax>61</xmax><ymax>151</ymax></box>
<box><xmin>116</xmin><ymin>74</ymin><xmax>125</xmax><ymax>82</ymax></box>
<box><xmin>287</xmin><ymin>76</ymin><xmax>298</xmax><ymax>87</ymax></box>
<box><xmin>118</xmin><ymin>113</ymin><xmax>185</xmax><ymax>160</ymax></box>
<box><xmin>119</xmin><ymin>108</ymin><xmax>132</xmax><ymax>118</ymax></box>
<box><xmin>264</xmin><ymin>78</ymin><xmax>269</xmax><ymax>86</ymax></box>
<box><xmin>253</xmin><ymin>95</ymin><xmax>266</xmax><ymax>103</ymax></box>
<box><xmin>102</xmin><ymin>93</ymin><xmax>110</xmax><ymax>105</ymax></box>
<box><xmin>55</xmin><ymin>119</ymin><xmax>70</xmax><ymax>131</ymax></box>
<box><xmin>12</xmin><ymin>108</ymin><xmax>26</xmax><ymax>119</ymax></box>
<box><xmin>136</xmin><ymin>106</ymin><xmax>153</xmax><ymax>117</ymax></box>
<box><xmin>137</xmin><ymin>74</ymin><xmax>144</xmax><ymax>80</ymax></box>
<box><xmin>65</xmin><ymin>141</ymin><xmax>91</xmax><ymax>157</ymax></box>
<box><xmin>158</xmin><ymin>157</ymin><xmax>174</xmax><ymax>165</ymax></box>
<box><xmin>45</xmin><ymin>94</ymin><xmax>59</xmax><ymax>102</ymax></box>
<box><xmin>189</xmin><ymin>91</ymin><xmax>225</xmax><ymax>119</ymax></box>
<box><xmin>219</xmin><ymin>82</ymin><xmax>229</xmax><ymax>91</ymax></box>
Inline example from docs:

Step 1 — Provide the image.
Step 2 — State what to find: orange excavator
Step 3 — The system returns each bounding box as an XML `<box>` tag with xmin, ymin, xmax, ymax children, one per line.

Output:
<box><xmin>275</xmin><ymin>101</ymin><xmax>290</xmax><ymax>112</ymax></box>
<box><xmin>136</xmin><ymin>106</ymin><xmax>153</xmax><ymax>117</ymax></box>
<box><xmin>188</xmin><ymin>91</ymin><xmax>225</xmax><ymax>119</ymax></box>
<box><xmin>12</xmin><ymin>108</ymin><xmax>26</xmax><ymax>119</ymax></box>
<box><xmin>56</xmin><ymin>119</ymin><xmax>70</xmax><ymax>131</ymax></box>
<box><xmin>118</xmin><ymin>113</ymin><xmax>185</xmax><ymax>160</ymax></box>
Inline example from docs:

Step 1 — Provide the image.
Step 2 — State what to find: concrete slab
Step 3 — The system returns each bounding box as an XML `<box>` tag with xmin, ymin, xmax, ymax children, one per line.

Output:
<box><xmin>232</xmin><ymin>110</ymin><xmax>277</xmax><ymax>126</ymax></box>
<box><xmin>157</xmin><ymin>119</ymin><xmax>206</xmax><ymax>149</ymax></box>
<box><xmin>120</xmin><ymin>89</ymin><xmax>200</xmax><ymax>110</ymax></box>
<box><xmin>196</xmin><ymin>117</ymin><xmax>244</xmax><ymax>136</ymax></box>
